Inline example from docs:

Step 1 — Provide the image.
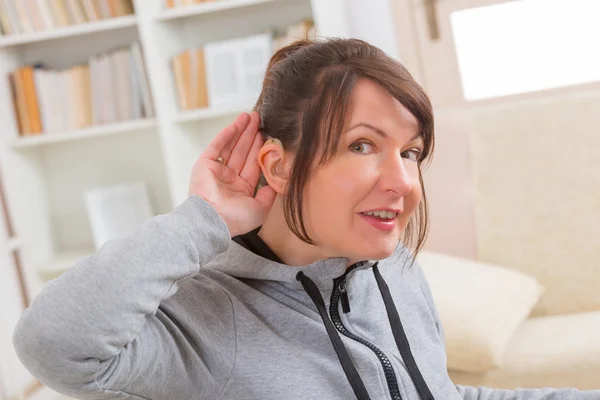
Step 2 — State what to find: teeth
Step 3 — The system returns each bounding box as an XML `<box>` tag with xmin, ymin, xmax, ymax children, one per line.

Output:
<box><xmin>362</xmin><ymin>210</ymin><xmax>397</xmax><ymax>219</ymax></box>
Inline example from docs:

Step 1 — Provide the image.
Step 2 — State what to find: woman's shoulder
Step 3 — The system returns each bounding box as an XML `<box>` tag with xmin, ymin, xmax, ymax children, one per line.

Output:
<box><xmin>159</xmin><ymin>268</ymin><xmax>236</xmax><ymax>323</ymax></box>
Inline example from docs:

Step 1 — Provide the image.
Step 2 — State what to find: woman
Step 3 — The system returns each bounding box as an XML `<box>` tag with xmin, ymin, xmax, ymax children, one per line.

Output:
<box><xmin>13</xmin><ymin>38</ymin><xmax>599</xmax><ymax>400</ymax></box>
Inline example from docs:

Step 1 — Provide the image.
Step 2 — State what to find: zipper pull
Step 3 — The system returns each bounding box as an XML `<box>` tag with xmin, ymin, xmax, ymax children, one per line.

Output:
<box><xmin>339</xmin><ymin>279</ymin><xmax>351</xmax><ymax>313</ymax></box>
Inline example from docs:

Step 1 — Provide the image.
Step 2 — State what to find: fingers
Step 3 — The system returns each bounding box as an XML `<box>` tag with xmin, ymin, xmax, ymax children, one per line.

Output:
<box><xmin>205</xmin><ymin>159</ymin><xmax>237</xmax><ymax>185</ymax></box>
<box><xmin>240</xmin><ymin>129</ymin><xmax>265</xmax><ymax>187</ymax></box>
<box><xmin>255</xmin><ymin>185</ymin><xmax>277</xmax><ymax>213</ymax></box>
<box><xmin>227</xmin><ymin>112</ymin><xmax>260</xmax><ymax>175</ymax></box>
<box><xmin>203</xmin><ymin>113</ymin><xmax>251</xmax><ymax>162</ymax></box>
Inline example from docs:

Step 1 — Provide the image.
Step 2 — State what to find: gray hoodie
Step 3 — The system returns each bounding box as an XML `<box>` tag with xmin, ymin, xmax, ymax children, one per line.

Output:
<box><xmin>12</xmin><ymin>195</ymin><xmax>600</xmax><ymax>400</ymax></box>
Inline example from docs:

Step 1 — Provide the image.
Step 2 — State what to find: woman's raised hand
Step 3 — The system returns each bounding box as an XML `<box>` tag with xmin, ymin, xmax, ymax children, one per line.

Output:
<box><xmin>188</xmin><ymin>112</ymin><xmax>277</xmax><ymax>237</ymax></box>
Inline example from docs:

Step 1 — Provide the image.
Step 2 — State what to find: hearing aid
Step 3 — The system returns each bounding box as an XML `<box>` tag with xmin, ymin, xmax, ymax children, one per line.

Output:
<box><xmin>267</xmin><ymin>138</ymin><xmax>284</xmax><ymax>149</ymax></box>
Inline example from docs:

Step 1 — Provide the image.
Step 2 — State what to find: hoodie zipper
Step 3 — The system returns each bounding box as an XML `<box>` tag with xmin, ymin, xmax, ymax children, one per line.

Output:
<box><xmin>329</xmin><ymin>265</ymin><xmax>403</xmax><ymax>400</ymax></box>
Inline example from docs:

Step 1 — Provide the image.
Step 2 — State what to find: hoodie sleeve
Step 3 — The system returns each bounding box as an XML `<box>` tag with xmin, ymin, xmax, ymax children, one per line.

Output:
<box><xmin>12</xmin><ymin>195</ymin><xmax>235</xmax><ymax>400</ymax></box>
<box><xmin>455</xmin><ymin>386</ymin><xmax>600</xmax><ymax>400</ymax></box>
<box><xmin>414</xmin><ymin>264</ymin><xmax>600</xmax><ymax>400</ymax></box>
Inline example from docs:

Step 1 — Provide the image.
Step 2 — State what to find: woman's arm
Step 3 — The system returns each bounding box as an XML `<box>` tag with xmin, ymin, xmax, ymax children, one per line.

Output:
<box><xmin>456</xmin><ymin>385</ymin><xmax>600</xmax><ymax>400</ymax></box>
<box><xmin>414</xmin><ymin>264</ymin><xmax>600</xmax><ymax>400</ymax></box>
<box><xmin>13</xmin><ymin>112</ymin><xmax>275</xmax><ymax>399</ymax></box>
<box><xmin>13</xmin><ymin>195</ymin><xmax>234</xmax><ymax>399</ymax></box>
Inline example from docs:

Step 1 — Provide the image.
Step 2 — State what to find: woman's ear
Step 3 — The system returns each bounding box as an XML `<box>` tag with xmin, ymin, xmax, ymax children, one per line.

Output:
<box><xmin>258</xmin><ymin>138</ymin><xmax>289</xmax><ymax>194</ymax></box>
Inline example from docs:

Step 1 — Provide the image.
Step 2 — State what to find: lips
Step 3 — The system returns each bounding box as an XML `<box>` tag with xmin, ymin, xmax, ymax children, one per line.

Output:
<box><xmin>360</xmin><ymin>210</ymin><xmax>398</xmax><ymax>219</ymax></box>
<box><xmin>358</xmin><ymin>212</ymin><xmax>397</xmax><ymax>232</ymax></box>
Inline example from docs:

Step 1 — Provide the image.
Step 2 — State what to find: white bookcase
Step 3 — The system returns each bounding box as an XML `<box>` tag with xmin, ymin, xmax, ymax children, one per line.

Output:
<box><xmin>0</xmin><ymin>0</ymin><xmax>367</xmax><ymax>285</ymax></box>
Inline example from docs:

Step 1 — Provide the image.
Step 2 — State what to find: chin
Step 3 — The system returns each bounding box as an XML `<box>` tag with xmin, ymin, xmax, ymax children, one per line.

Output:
<box><xmin>350</xmin><ymin>241</ymin><xmax>398</xmax><ymax>262</ymax></box>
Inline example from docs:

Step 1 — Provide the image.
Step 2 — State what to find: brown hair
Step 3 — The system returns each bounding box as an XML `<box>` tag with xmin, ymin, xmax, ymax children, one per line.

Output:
<box><xmin>254</xmin><ymin>38</ymin><xmax>435</xmax><ymax>263</ymax></box>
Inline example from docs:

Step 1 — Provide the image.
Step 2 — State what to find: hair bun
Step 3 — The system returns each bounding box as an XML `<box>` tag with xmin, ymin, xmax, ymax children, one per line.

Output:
<box><xmin>266</xmin><ymin>39</ymin><xmax>312</xmax><ymax>75</ymax></box>
<box><xmin>255</xmin><ymin>39</ymin><xmax>313</xmax><ymax>116</ymax></box>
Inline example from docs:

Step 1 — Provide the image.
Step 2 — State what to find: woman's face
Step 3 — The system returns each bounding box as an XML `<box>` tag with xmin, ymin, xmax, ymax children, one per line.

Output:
<box><xmin>303</xmin><ymin>78</ymin><xmax>424</xmax><ymax>263</ymax></box>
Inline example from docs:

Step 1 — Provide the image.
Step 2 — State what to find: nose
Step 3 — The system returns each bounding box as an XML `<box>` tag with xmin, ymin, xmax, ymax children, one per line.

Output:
<box><xmin>379</xmin><ymin>153</ymin><xmax>415</xmax><ymax>197</ymax></box>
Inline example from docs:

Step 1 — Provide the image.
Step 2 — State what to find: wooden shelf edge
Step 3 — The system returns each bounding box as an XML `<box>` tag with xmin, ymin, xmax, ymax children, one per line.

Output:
<box><xmin>0</xmin><ymin>15</ymin><xmax>138</xmax><ymax>48</ymax></box>
<box><xmin>155</xmin><ymin>0</ymin><xmax>275</xmax><ymax>21</ymax></box>
<box><xmin>12</xmin><ymin>119</ymin><xmax>157</xmax><ymax>148</ymax></box>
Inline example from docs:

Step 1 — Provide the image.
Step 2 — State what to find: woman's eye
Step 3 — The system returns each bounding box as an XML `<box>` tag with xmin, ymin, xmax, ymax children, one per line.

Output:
<box><xmin>402</xmin><ymin>149</ymin><xmax>422</xmax><ymax>162</ymax></box>
<box><xmin>350</xmin><ymin>141</ymin><xmax>375</xmax><ymax>154</ymax></box>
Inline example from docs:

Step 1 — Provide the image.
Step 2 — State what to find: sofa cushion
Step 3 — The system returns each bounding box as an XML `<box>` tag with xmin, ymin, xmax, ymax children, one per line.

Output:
<box><xmin>469</xmin><ymin>92</ymin><xmax>600</xmax><ymax>317</ymax></box>
<box><xmin>417</xmin><ymin>251</ymin><xmax>544</xmax><ymax>373</ymax></box>
<box><xmin>449</xmin><ymin>311</ymin><xmax>600</xmax><ymax>390</ymax></box>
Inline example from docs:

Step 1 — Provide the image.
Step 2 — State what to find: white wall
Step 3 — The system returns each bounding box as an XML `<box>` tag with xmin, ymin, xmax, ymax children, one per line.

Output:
<box><xmin>345</xmin><ymin>0</ymin><xmax>400</xmax><ymax>59</ymax></box>
<box><xmin>311</xmin><ymin>0</ymin><xmax>399</xmax><ymax>59</ymax></box>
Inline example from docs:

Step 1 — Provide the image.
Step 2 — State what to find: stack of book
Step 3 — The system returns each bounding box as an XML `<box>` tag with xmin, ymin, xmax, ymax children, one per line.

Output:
<box><xmin>0</xmin><ymin>0</ymin><xmax>135</xmax><ymax>36</ymax></box>
<box><xmin>163</xmin><ymin>0</ymin><xmax>216</xmax><ymax>8</ymax></box>
<box><xmin>171</xmin><ymin>20</ymin><xmax>314</xmax><ymax>112</ymax></box>
<box><xmin>171</xmin><ymin>48</ymin><xmax>209</xmax><ymax>111</ymax></box>
<box><xmin>9</xmin><ymin>41</ymin><xmax>154</xmax><ymax>136</ymax></box>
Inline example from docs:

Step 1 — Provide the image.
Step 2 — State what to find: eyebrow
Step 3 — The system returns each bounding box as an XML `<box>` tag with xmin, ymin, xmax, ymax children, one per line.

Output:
<box><xmin>346</xmin><ymin>122</ymin><xmax>423</xmax><ymax>142</ymax></box>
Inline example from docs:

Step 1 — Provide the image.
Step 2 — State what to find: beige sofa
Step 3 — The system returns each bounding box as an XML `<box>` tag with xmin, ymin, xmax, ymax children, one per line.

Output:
<box><xmin>417</xmin><ymin>250</ymin><xmax>600</xmax><ymax>390</ymax></box>
<box><xmin>417</xmin><ymin>89</ymin><xmax>600</xmax><ymax>389</ymax></box>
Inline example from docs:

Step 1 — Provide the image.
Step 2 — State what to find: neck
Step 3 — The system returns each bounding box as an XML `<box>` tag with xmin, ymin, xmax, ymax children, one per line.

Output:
<box><xmin>258</xmin><ymin>196</ymin><xmax>331</xmax><ymax>266</ymax></box>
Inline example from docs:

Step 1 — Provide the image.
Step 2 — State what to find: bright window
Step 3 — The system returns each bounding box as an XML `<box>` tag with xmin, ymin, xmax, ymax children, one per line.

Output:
<box><xmin>450</xmin><ymin>0</ymin><xmax>600</xmax><ymax>100</ymax></box>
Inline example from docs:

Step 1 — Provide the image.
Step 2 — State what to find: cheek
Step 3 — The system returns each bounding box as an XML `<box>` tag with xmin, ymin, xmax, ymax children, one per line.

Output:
<box><xmin>311</xmin><ymin>164</ymin><xmax>375</xmax><ymax>209</ymax></box>
<box><xmin>408</xmin><ymin>169</ymin><xmax>423</xmax><ymax>208</ymax></box>
<box><xmin>303</xmin><ymin>164</ymin><xmax>374</xmax><ymax>230</ymax></box>
<box><xmin>399</xmin><ymin>174</ymin><xmax>423</xmax><ymax>228</ymax></box>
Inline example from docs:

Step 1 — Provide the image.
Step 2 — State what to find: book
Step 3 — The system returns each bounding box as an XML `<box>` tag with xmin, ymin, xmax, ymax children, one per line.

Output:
<box><xmin>65</xmin><ymin>0</ymin><xmax>88</xmax><ymax>24</ymax></box>
<box><xmin>80</xmin><ymin>0</ymin><xmax>101</xmax><ymax>21</ymax></box>
<box><xmin>3</xmin><ymin>0</ymin><xmax>23</xmax><ymax>34</ymax></box>
<box><xmin>23</xmin><ymin>0</ymin><xmax>45</xmax><ymax>31</ymax></box>
<box><xmin>0</xmin><ymin>1</ymin><xmax>15</xmax><ymax>35</ymax></box>
<box><xmin>171</xmin><ymin>47</ymin><xmax>209</xmax><ymax>111</ymax></box>
<box><xmin>13</xmin><ymin>0</ymin><xmax>33</xmax><ymax>33</ymax></box>
<box><xmin>49</xmin><ymin>0</ymin><xmax>72</xmax><ymax>27</ymax></box>
<box><xmin>71</xmin><ymin>65</ymin><xmax>93</xmax><ymax>129</ymax></box>
<box><xmin>35</xmin><ymin>0</ymin><xmax>56</xmax><ymax>30</ymax></box>
<box><xmin>9</xmin><ymin>71</ymin><xmax>28</xmax><ymax>134</ymax></box>
<box><xmin>130</xmin><ymin>41</ymin><xmax>154</xmax><ymax>118</ymax></box>
<box><xmin>20</xmin><ymin>66</ymin><xmax>43</xmax><ymax>134</ymax></box>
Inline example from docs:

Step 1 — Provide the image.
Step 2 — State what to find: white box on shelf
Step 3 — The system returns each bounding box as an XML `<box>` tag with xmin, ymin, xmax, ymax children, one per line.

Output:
<box><xmin>204</xmin><ymin>32</ymin><xmax>272</xmax><ymax>107</ymax></box>
<box><xmin>84</xmin><ymin>181</ymin><xmax>154</xmax><ymax>251</ymax></box>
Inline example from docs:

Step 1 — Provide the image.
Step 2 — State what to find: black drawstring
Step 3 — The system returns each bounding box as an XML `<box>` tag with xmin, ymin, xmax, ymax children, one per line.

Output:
<box><xmin>297</xmin><ymin>264</ymin><xmax>435</xmax><ymax>400</ymax></box>
<box><xmin>296</xmin><ymin>272</ymin><xmax>372</xmax><ymax>400</ymax></box>
<box><xmin>373</xmin><ymin>263</ymin><xmax>435</xmax><ymax>400</ymax></box>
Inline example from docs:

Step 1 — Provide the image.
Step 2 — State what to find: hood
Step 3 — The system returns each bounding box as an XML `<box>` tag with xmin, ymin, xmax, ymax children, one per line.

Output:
<box><xmin>205</xmin><ymin>240</ymin><xmax>378</xmax><ymax>293</ymax></box>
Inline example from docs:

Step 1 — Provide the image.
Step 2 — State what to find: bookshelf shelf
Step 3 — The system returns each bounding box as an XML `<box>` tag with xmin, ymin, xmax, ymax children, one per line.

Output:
<box><xmin>174</xmin><ymin>103</ymin><xmax>253</xmax><ymax>123</ymax></box>
<box><xmin>37</xmin><ymin>248</ymin><xmax>94</xmax><ymax>280</ymax></box>
<box><xmin>0</xmin><ymin>15</ymin><xmax>138</xmax><ymax>48</ymax></box>
<box><xmin>11</xmin><ymin>119</ymin><xmax>157</xmax><ymax>149</ymax></box>
<box><xmin>155</xmin><ymin>0</ymin><xmax>276</xmax><ymax>21</ymax></box>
